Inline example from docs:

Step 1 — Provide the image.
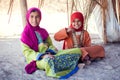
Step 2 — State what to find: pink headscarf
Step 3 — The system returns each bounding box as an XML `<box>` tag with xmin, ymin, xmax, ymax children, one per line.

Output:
<box><xmin>70</xmin><ymin>12</ymin><xmax>84</xmax><ymax>32</ymax></box>
<box><xmin>21</xmin><ymin>7</ymin><xmax>48</xmax><ymax>52</ymax></box>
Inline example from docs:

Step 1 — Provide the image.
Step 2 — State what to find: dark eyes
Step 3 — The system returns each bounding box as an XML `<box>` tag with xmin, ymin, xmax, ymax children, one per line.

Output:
<box><xmin>73</xmin><ymin>21</ymin><xmax>80</xmax><ymax>22</ymax></box>
<box><xmin>36</xmin><ymin>15</ymin><xmax>40</xmax><ymax>18</ymax></box>
<box><xmin>30</xmin><ymin>15</ymin><xmax>40</xmax><ymax>18</ymax></box>
<box><xmin>30</xmin><ymin>15</ymin><xmax>34</xmax><ymax>18</ymax></box>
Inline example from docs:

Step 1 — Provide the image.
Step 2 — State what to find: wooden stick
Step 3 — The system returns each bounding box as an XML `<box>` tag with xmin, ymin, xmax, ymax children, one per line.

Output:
<box><xmin>102</xmin><ymin>0</ymin><xmax>107</xmax><ymax>43</ymax></box>
<box><xmin>19</xmin><ymin>0</ymin><xmax>27</xmax><ymax>27</ymax></box>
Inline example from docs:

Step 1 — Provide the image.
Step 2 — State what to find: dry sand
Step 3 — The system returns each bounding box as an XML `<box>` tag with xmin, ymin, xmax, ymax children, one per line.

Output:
<box><xmin>0</xmin><ymin>35</ymin><xmax>120</xmax><ymax>80</ymax></box>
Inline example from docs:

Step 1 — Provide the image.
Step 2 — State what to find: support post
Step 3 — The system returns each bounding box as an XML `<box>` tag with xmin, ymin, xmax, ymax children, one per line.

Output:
<box><xmin>19</xmin><ymin>0</ymin><xmax>27</xmax><ymax>27</ymax></box>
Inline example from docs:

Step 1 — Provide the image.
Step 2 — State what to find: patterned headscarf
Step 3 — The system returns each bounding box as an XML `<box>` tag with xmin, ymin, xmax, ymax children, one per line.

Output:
<box><xmin>70</xmin><ymin>12</ymin><xmax>84</xmax><ymax>32</ymax></box>
<box><xmin>21</xmin><ymin>7</ymin><xmax>48</xmax><ymax>52</ymax></box>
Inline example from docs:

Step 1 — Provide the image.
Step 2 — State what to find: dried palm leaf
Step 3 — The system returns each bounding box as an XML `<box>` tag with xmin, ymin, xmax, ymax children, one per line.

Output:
<box><xmin>97</xmin><ymin>0</ymin><xmax>108</xmax><ymax>43</ymax></box>
<box><xmin>7</xmin><ymin>0</ymin><xmax>14</xmax><ymax>23</ymax></box>
<box><xmin>116</xmin><ymin>0</ymin><xmax>120</xmax><ymax>24</ymax></box>
<box><xmin>38</xmin><ymin>0</ymin><xmax>44</xmax><ymax>8</ymax></box>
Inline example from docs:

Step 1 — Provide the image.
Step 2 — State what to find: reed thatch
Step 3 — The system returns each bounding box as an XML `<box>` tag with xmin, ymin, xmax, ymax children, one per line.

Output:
<box><xmin>7</xmin><ymin>0</ymin><xmax>120</xmax><ymax>43</ymax></box>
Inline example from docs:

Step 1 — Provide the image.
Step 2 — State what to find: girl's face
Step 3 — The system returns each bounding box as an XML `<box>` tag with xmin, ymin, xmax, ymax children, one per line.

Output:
<box><xmin>29</xmin><ymin>11</ymin><xmax>41</xmax><ymax>27</ymax></box>
<box><xmin>72</xmin><ymin>18</ymin><xmax>82</xmax><ymax>29</ymax></box>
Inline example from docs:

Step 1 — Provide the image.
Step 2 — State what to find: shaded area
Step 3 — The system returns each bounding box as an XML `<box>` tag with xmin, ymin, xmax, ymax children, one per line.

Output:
<box><xmin>0</xmin><ymin>36</ymin><xmax>120</xmax><ymax>80</ymax></box>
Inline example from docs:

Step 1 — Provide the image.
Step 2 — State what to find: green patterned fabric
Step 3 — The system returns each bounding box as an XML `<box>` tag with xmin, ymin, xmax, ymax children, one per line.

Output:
<box><xmin>21</xmin><ymin>42</ymin><xmax>82</xmax><ymax>78</ymax></box>
<box><xmin>46</xmin><ymin>54</ymin><xmax>79</xmax><ymax>72</ymax></box>
<box><xmin>42</xmin><ymin>48</ymin><xmax>81</xmax><ymax>78</ymax></box>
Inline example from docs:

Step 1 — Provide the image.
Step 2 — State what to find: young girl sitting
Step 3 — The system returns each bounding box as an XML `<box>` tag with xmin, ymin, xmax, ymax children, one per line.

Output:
<box><xmin>54</xmin><ymin>12</ymin><xmax>105</xmax><ymax>64</ymax></box>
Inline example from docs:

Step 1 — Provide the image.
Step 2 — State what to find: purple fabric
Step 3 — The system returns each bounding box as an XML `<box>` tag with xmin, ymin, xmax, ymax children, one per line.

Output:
<box><xmin>20</xmin><ymin>7</ymin><xmax>49</xmax><ymax>52</ymax></box>
<box><xmin>25</xmin><ymin>60</ymin><xmax>37</xmax><ymax>74</ymax></box>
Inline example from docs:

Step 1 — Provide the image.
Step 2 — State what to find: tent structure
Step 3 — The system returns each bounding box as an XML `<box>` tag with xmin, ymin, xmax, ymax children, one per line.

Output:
<box><xmin>7</xmin><ymin>0</ymin><xmax>120</xmax><ymax>43</ymax></box>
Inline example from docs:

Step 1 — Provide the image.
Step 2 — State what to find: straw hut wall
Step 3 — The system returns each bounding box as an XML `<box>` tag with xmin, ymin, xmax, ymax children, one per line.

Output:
<box><xmin>90</xmin><ymin>0</ymin><xmax>120</xmax><ymax>43</ymax></box>
<box><xmin>2</xmin><ymin>0</ymin><xmax>120</xmax><ymax>43</ymax></box>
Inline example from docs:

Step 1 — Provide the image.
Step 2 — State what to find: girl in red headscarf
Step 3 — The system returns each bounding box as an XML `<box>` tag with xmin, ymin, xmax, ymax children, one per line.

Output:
<box><xmin>54</xmin><ymin>12</ymin><xmax>105</xmax><ymax>64</ymax></box>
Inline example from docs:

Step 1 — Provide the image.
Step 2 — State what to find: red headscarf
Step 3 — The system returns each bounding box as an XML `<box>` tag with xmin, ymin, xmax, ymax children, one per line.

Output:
<box><xmin>21</xmin><ymin>7</ymin><xmax>48</xmax><ymax>52</ymax></box>
<box><xmin>70</xmin><ymin>12</ymin><xmax>84</xmax><ymax>32</ymax></box>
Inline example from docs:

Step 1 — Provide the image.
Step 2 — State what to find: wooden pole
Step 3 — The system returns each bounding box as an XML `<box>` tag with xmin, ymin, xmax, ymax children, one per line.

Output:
<box><xmin>102</xmin><ymin>0</ymin><xmax>107</xmax><ymax>44</ymax></box>
<box><xmin>102</xmin><ymin>8</ymin><xmax>107</xmax><ymax>44</ymax></box>
<box><xmin>19</xmin><ymin>0</ymin><xmax>27</xmax><ymax>27</ymax></box>
<box><xmin>116</xmin><ymin>0</ymin><xmax>120</xmax><ymax>24</ymax></box>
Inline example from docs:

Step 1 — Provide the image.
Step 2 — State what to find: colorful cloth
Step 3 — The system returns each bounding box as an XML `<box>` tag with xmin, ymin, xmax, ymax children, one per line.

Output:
<box><xmin>25</xmin><ymin>60</ymin><xmax>37</xmax><ymax>74</ymax></box>
<box><xmin>22</xmin><ymin>42</ymin><xmax>82</xmax><ymax>79</ymax></box>
<box><xmin>42</xmin><ymin>48</ymin><xmax>81</xmax><ymax>79</ymax></box>
<box><xmin>54</xmin><ymin>28</ymin><xmax>91</xmax><ymax>49</ymax></box>
<box><xmin>45</xmin><ymin>54</ymin><xmax>80</xmax><ymax>79</ymax></box>
<box><xmin>35</xmin><ymin>31</ymin><xmax>43</xmax><ymax>44</ymax></box>
<box><xmin>20</xmin><ymin>7</ymin><xmax>49</xmax><ymax>52</ymax></box>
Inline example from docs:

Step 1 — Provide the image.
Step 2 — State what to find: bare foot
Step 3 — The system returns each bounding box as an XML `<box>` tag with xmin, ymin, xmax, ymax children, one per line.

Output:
<box><xmin>85</xmin><ymin>60</ymin><xmax>91</xmax><ymax>65</ymax></box>
<box><xmin>78</xmin><ymin>63</ymin><xmax>85</xmax><ymax>69</ymax></box>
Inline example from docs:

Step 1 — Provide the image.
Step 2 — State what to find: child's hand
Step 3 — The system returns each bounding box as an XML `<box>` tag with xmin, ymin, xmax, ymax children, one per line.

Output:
<box><xmin>67</xmin><ymin>28</ymin><xmax>75</xmax><ymax>33</ymax></box>
<box><xmin>42</xmin><ymin>53</ymin><xmax>55</xmax><ymax>59</ymax></box>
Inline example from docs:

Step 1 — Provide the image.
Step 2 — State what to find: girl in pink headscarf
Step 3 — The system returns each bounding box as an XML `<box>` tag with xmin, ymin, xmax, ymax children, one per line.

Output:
<box><xmin>21</xmin><ymin>7</ymin><xmax>57</xmax><ymax>60</ymax></box>
<box><xmin>54</xmin><ymin>12</ymin><xmax>105</xmax><ymax>64</ymax></box>
<box><xmin>21</xmin><ymin>7</ymin><xmax>58</xmax><ymax>74</ymax></box>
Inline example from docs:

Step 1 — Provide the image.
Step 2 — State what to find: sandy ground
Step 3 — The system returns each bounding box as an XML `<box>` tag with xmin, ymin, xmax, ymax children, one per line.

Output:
<box><xmin>0</xmin><ymin>34</ymin><xmax>120</xmax><ymax>80</ymax></box>
<box><xmin>0</xmin><ymin>0</ymin><xmax>120</xmax><ymax>79</ymax></box>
